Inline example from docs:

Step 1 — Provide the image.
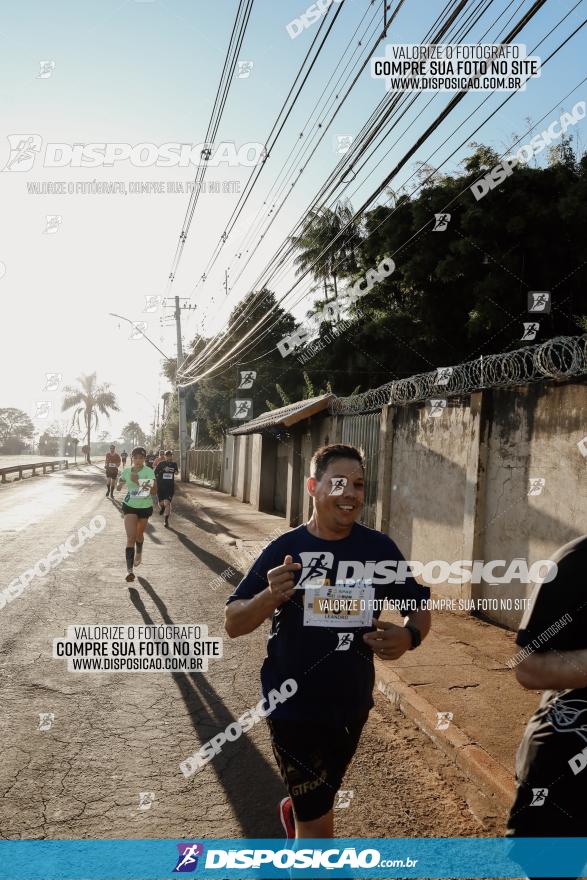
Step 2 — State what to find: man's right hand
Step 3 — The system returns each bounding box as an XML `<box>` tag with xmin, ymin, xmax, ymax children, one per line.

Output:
<box><xmin>267</xmin><ymin>555</ymin><xmax>301</xmax><ymax>606</ymax></box>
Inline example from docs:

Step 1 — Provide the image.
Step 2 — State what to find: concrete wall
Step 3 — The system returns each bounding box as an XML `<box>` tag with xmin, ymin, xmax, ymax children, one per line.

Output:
<box><xmin>220</xmin><ymin>434</ymin><xmax>235</xmax><ymax>495</ymax></box>
<box><xmin>248</xmin><ymin>434</ymin><xmax>263</xmax><ymax>509</ymax></box>
<box><xmin>234</xmin><ymin>434</ymin><xmax>253</xmax><ymax>503</ymax></box>
<box><xmin>479</xmin><ymin>382</ymin><xmax>587</xmax><ymax>627</ymax></box>
<box><xmin>223</xmin><ymin>379</ymin><xmax>587</xmax><ymax>628</ymax></box>
<box><xmin>386</xmin><ymin>399</ymin><xmax>473</xmax><ymax>597</ymax></box>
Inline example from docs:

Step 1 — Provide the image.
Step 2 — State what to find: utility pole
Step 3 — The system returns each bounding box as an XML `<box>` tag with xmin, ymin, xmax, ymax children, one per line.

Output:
<box><xmin>174</xmin><ymin>296</ymin><xmax>189</xmax><ymax>482</ymax></box>
<box><xmin>165</xmin><ymin>296</ymin><xmax>197</xmax><ymax>482</ymax></box>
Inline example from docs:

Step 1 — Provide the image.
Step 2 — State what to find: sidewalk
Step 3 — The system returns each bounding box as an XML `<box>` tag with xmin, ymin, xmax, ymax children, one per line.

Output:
<box><xmin>178</xmin><ymin>482</ymin><xmax>539</xmax><ymax>814</ymax></box>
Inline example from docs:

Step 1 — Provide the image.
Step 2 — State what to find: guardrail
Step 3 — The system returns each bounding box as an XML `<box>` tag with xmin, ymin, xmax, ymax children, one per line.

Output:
<box><xmin>0</xmin><ymin>459</ymin><xmax>69</xmax><ymax>483</ymax></box>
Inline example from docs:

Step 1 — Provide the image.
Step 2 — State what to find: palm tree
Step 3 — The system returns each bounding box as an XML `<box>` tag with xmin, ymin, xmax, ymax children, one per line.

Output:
<box><xmin>61</xmin><ymin>373</ymin><xmax>119</xmax><ymax>463</ymax></box>
<box><xmin>122</xmin><ymin>421</ymin><xmax>147</xmax><ymax>449</ymax></box>
<box><xmin>290</xmin><ymin>200</ymin><xmax>361</xmax><ymax>301</ymax></box>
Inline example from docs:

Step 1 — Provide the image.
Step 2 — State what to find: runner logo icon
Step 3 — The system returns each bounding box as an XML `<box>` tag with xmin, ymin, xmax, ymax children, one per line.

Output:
<box><xmin>138</xmin><ymin>791</ymin><xmax>155</xmax><ymax>810</ymax></box>
<box><xmin>298</xmin><ymin>552</ymin><xmax>334</xmax><ymax>587</ymax></box>
<box><xmin>530</xmin><ymin>788</ymin><xmax>548</xmax><ymax>806</ymax></box>
<box><xmin>2</xmin><ymin>134</ymin><xmax>42</xmax><ymax>171</ymax></box>
<box><xmin>173</xmin><ymin>843</ymin><xmax>204</xmax><ymax>873</ymax></box>
<box><xmin>335</xmin><ymin>789</ymin><xmax>355</xmax><ymax>808</ymax></box>
<box><xmin>336</xmin><ymin>633</ymin><xmax>354</xmax><ymax>651</ymax></box>
<box><xmin>38</xmin><ymin>712</ymin><xmax>54</xmax><ymax>731</ymax></box>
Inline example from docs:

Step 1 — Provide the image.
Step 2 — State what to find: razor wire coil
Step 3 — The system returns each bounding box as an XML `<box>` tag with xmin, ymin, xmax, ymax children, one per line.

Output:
<box><xmin>329</xmin><ymin>335</ymin><xmax>587</xmax><ymax>414</ymax></box>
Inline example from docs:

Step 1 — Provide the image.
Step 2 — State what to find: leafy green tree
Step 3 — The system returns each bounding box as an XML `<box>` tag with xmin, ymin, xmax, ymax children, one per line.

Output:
<box><xmin>61</xmin><ymin>374</ymin><xmax>119</xmax><ymax>463</ymax></box>
<box><xmin>162</xmin><ymin>143</ymin><xmax>587</xmax><ymax>415</ymax></box>
<box><xmin>122</xmin><ymin>421</ymin><xmax>147</xmax><ymax>449</ymax></box>
<box><xmin>38</xmin><ymin>422</ymin><xmax>61</xmax><ymax>456</ymax></box>
<box><xmin>0</xmin><ymin>407</ymin><xmax>34</xmax><ymax>454</ymax></box>
<box><xmin>181</xmin><ymin>290</ymin><xmax>297</xmax><ymax>444</ymax></box>
<box><xmin>309</xmin><ymin>142</ymin><xmax>587</xmax><ymax>391</ymax></box>
<box><xmin>290</xmin><ymin>200</ymin><xmax>361</xmax><ymax>300</ymax></box>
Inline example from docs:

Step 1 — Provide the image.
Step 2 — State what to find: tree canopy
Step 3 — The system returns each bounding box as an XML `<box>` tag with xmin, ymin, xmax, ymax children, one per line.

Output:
<box><xmin>0</xmin><ymin>408</ymin><xmax>34</xmax><ymax>454</ymax></box>
<box><xmin>166</xmin><ymin>141</ymin><xmax>587</xmax><ymax>444</ymax></box>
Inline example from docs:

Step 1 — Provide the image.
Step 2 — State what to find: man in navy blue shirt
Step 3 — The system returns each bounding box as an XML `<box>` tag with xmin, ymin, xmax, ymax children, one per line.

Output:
<box><xmin>225</xmin><ymin>443</ymin><xmax>431</xmax><ymax>839</ymax></box>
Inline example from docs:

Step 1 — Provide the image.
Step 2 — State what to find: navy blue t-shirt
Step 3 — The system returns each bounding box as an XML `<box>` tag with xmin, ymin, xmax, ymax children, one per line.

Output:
<box><xmin>226</xmin><ymin>523</ymin><xmax>430</xmax><ymax>724</ymax></box>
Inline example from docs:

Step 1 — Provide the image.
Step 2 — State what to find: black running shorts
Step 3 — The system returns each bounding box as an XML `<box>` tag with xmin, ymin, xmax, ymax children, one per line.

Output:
<box><xmin>121</xmin><ymin>503</ymin><xmax>152</xmax><ymax>519</ymax></box>
<box><xmin>157</xmin><ymin>483</ymin><xmax>174</xmax><ymax>501</ymax></box>
<box><xmin>266</xmin><ymin>715</ymin><xmax>367</xmax><ymax>822</ymax></box>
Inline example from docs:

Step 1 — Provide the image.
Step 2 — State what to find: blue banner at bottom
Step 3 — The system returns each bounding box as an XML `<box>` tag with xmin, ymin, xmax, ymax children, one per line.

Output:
<box><xmin>0</xmin><ymin>838</ymin><xmax>586</xmax><ymax>879</ymax></box>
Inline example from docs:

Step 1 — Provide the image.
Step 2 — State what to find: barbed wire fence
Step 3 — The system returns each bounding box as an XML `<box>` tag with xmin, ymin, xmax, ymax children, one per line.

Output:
<box><xmin>329</xmin><ymin>335</ymin><xmax>587</xmax><ymax>415</ymax></box>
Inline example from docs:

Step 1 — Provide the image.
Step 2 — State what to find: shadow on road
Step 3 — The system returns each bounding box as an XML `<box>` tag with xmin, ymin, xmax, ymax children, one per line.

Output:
<box><xmin>173</xmin><ymin>496</ymin><xmax>234</xmax><ymax>539</ymax></box>
<box><xmin>144</xmin><ymin>520</ymin><xmax>163</xmax><ymax>544</ymax></box>
<box><xmin>128</xmin><ymin>580</ymin><xmax>283</xmax><ymax>837</ymax></box>
<box><xmin>62</xmin><ymin>471</ymin><xmax>104</xmax><ymax>484</ymax></box>
<box><xmin>166</xmin><ymin>526</ymin><xmax>245</xmax><ymax>581</ymax></box>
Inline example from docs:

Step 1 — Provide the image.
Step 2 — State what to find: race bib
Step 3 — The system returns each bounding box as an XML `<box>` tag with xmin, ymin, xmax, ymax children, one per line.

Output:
<box><xmin>162</xmin><ymin>473</ymin><xmax>173</xmax><ymax>480</ymax></box>
<box><xmin>303</xmin><ymin>581</ymin><xmax>375</xmax><ymax>628</ymax></box>
<box><xmin>129</xmin><ymin>479</ymin><xmax>154</xmax><ymax>498</ymax></box>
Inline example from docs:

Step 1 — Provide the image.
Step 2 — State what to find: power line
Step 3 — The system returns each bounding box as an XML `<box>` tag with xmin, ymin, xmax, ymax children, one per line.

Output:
<box><xmin>192</xmin><ymin>0</ymin><xmax>355</xmax><ymax>306</ymax></box>
<box><xmin>178</xmin><ymin>0</ymin><xmax>498</xmax><ymax>376</ymax></box>
<box><xmin>185</xmin><ymin>0</ymin><xmax>469</xmax><ymax>372</ymax></box>
<box><xmin>179</xmin><ymin>6</ymin><xmax>583</xmax><ymax>384</ymax></box>
<box><xmin>162</xmin><ymin>0</ymin><xmax>255</xmax><ymax>298</ymax></box>
<box><xmin>206</xmin><ymin>0</ymin><xmax>495</xmax><ymax>338</ymax></box>
<box><xmin>195</xmin><ymin>0</ymin><xmax>385</xmax><ymax>326</ymax></box>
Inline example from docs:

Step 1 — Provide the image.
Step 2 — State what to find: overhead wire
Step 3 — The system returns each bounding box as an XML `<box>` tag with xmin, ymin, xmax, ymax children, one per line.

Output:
<box><xmin>162</xmin><ymin>0</ymin><xmax>255</xmax><ymax>299</ymax></box>
<box><xmin>192</xmin><ymin>0</ymin><xmax>350</xmax><ymax>299</ymax></box>
<box><xmin>186</xmin><ymin>0</ymin><xmax>470</xmax><ymax>368</ymax></box>
<box><xmin>178</xmin><ymin>0</ymin><xmax>491</xmax><ymax>373</ymax></box>
<box><xmin>179</xmin><ymin>0</ymin><xmax>583</xmax><ymax>383</ymax></box>
<box><xmin>203</xmin><ymin>0</ymin><xmax>482</xmax><ymax>328</ymax></box>
<box><xmin>194</xmin><ymin>0</ymin><xmax>385</xmax><ymax>328</ymax></box>
<box><xmin>191</xmin><ymin>63</ymin><xmax>587</xmax><ymax>384</ymax></box>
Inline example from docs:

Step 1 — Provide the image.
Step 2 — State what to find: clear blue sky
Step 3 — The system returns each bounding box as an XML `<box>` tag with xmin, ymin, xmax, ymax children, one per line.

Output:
<box><xmin>0</xmin><ymin>0</ymin><xmax>585</xmax><ymax>436</ymax></box>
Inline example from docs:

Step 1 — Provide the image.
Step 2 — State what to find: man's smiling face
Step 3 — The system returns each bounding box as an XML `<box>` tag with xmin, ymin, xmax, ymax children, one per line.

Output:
<box><xmin>309</xmin><ymin>457</ymin><xmax>365</xmax><ymax>529</ymax></box>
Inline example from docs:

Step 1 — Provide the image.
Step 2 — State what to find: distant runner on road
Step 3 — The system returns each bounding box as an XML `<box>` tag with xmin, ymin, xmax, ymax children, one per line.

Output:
<box><xmin>104</xmin><ymin>444</ymin><xmax>121</xmax><ymax>498</ymax></box>
<box><xmin>225</xmin><ymin>443</ymin><xmax>431</xmax><ymax>840</ymax></box>
<box><xmin>155</xmin><ymin>450</ymin><xmax>178</xmax><ymax>528</ymax></box>
<box><xmin>116</xmin><ymin>446</ymin><xmax>157</xmax><ymax>583</ymax></box>
<box><xmin>153</xmin><ymin>449</ymin><xmax>166</xmax><ymax>469</ymax></box>
<box><xmin>121</xmin><ymin>450</ymin><xmax>128</xmax><ymax>466</ymax></box>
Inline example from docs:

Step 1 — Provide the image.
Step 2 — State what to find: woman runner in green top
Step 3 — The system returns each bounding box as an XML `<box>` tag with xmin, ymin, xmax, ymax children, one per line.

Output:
<box><xmin>116</xmin><ymin>446</ymin><xmax>157</xmax><ymax>582</ymax></box>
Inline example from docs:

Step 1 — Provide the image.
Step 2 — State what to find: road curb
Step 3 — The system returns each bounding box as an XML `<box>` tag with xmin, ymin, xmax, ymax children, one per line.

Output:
<box><xmin>376</xmin><ymin>665</ymin><xmax>516</xmax><ymax>809</ymax></box>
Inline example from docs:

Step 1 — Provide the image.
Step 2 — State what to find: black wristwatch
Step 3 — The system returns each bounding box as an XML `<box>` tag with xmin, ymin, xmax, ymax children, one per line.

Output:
<box><xmin>404</xmin><ymin>622</ymin><xmax>422</xmax><ymax>650</ymax></box>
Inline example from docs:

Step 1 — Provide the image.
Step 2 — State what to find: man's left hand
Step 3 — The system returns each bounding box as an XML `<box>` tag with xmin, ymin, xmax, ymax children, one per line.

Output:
<box><xmin>363</xmin><ymin>619</ymin><xmax>412</xmax><ymax>660</ymax></box>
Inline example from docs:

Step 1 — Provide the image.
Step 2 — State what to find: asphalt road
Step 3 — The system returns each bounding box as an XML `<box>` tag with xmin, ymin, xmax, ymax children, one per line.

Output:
<box><xmin>0</xmin><ymin>466</ymin><xmax>504</xmax><ymax>840</ymax></box>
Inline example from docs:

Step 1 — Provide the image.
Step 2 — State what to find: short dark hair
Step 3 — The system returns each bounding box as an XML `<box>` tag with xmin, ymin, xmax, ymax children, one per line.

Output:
<box><xmin>310</xmin><ymin>443</ymin><xmax>364</xmax><ymax>481</ymax></box>
<box><xmin>165</xmin><ymin>449</ymin><xmax>173</xmax><ymax>456</ymax></box>
<box><xmin>131</xmin><ymin>446</ymin><xmax>146</xmax><ymax>458</ymax></box>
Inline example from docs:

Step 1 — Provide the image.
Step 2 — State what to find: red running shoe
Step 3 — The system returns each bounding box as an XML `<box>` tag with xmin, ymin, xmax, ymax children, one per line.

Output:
<box><xmin>278</xmin><ymin>796</ymin><xmax>295</xmax><ymax>839</ymax></box>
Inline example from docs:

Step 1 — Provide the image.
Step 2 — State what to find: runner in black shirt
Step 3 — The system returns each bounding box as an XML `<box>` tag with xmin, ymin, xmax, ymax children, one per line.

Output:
<box><xmin>225</xmin><ymin>443</ymin><xmax>431</xmax><ymax>840</ymax></box>
<box><xmin>508</xmin><ymin>535</ymin><xmax>587</xmax><ymax>880</ymax></box>
<box><xmin>154</xmin><ymin>450</ymin><xmax>178</xmax><ymax>528</ymax></box>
